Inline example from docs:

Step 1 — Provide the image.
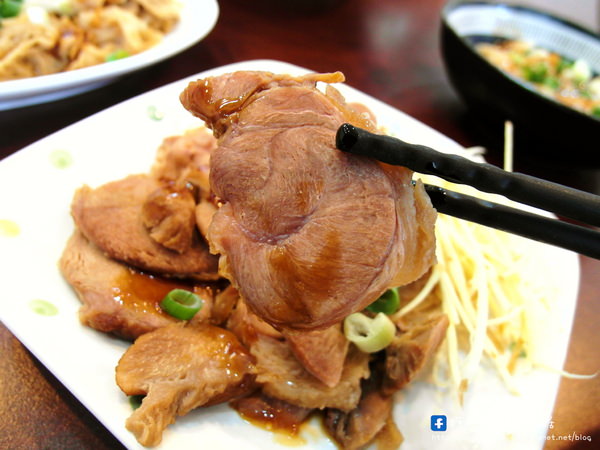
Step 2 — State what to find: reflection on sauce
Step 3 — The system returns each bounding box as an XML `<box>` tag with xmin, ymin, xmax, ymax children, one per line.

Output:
<box><xmin>112</xmin><ymin>268</ymin><xmax>196</xmax><ymax>316</ymax></box>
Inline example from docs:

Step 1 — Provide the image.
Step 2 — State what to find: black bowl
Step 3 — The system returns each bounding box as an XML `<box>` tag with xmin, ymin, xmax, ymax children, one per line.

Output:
<box><xmin>441</xmin><ymin>0</ymin><xmax>600</xmax><ymax>166</ymax></box>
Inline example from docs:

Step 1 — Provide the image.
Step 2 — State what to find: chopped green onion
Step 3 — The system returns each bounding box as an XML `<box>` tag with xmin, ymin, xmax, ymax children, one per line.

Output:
<box><xmin>522</xmin><ymin>63</ymin><xmax>548</xmax><ymax>83</ymax></box>
<box><xmin>147</xmin><ymin>105</ymin><xmax>164</xmax><ymax>121</ymax></box>
<box><xmin>366</xmin><ymin>287</ymin><xmax>400</xmax><ymax>315</ymax></box>
<box><xmin>343</xmin><ymin>312</ymin><xmax>396</xmax><ymax>353</ymax></box>
<box><xmin>159</xmin><ymin>289</ymin><xmax>203</xmax><ymax>320</ymax></box>
<box><xmin>556</xmin><ymin>57</ymin><xmax>573</xmax><ymax>74</ymax></box>
<box><xmin>129</xmin><ymin>394</ymin><xmax>145</xmax><ymax>410</ymax></box>
<box><xmin>592</xmin><ymin>107</ymin><xmax>600</xmax><ymax>118</ymax></box>
<box><xmin>0</xmin><ymin>0</ymin><xmax>23</xmax><ymax>18</ymax></box>
<box><xmin>543</xmin><ymin>77</ymin><xmax>560</xmax><ymax>90</ymax></box>
<box><xmin>105</xmin><ymin>49</ymin><xmax>130</xmax><ymax>62</ymax></box>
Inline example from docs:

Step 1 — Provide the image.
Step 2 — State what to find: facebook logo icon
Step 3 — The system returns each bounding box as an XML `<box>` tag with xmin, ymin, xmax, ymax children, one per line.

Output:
<box><xmin>431</xmin><ymin>415</ymin><xmax>447</xmax><ymax>431</ymax></box>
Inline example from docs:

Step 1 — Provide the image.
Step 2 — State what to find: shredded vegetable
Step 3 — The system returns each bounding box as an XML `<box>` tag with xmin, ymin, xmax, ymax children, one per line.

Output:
<box><xmin>392</xmin><ymin>122</ymin><xmax>596</xmax><ymax>401</ymax></box>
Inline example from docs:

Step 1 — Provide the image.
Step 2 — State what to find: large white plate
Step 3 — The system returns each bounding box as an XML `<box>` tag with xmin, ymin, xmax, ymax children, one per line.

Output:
<box><xmin>0</xmin><ymin>0</ymin><xmax>219</xmax><ymax>111</ymax></box>
<box><xmin>0</xmin><ymin>60</ymin><xmax>579</xmax><ymax>449</ymax></box>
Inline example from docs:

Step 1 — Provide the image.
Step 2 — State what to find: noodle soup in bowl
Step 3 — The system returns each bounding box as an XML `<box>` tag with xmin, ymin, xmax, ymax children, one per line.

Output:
<box><xmin>441</xmin><ymin>0</ymin><xmax>600</xmax><ymax>165</ymax></box>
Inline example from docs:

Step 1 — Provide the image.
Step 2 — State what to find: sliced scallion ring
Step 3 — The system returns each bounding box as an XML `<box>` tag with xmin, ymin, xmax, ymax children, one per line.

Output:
<box><xmin>366</xmin><ymin>287</ymin><xmax>400</xmax><ymax>315</ymax></box>
<box><xmin>105</xmin><ymin>48</ymin><xmax>130</xmax><ymax>62</ymax></box>
<box><xmin>159</xmin><ymin>289</ymin><xmax>203</xmax><ymax>320</ymax></box>
<box><xmin>343</xmin><ymin>312</ymin><xmax>396</xmax><ymax>353</ymax></box>
<box><xmin>0</xmin><ymin>0</ymin><xmax>23</xmax><ymax>18</ymax></box>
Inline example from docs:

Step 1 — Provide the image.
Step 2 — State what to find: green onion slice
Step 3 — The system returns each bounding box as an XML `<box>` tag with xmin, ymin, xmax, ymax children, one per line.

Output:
<box><xmin>343</xmin><ymin>312</ymin><xmax>396</xmax><ymax>353</ymax></box>
<box><xmin>0</xmin><ymin>0</ymin><xmax>23</xmax><ymax>18</ymax></box>
<box><xmin>159</xmin><ymin>289</ymin><xmax>203</xmax><ymax>320</ymax></box>
<box><xmin>105</xmin><ymin>48</ymin><xmax>130</xmax><ymax>62</ymax></box>
<box><xmin>366</xmin><ymin>287</ymin><xmax>400</xmax><ymax>315</ymax></box>
<box><xmin>523</xmin><ymin>63</ymin><xmax>548</xmax><ymax>83</ymax></box>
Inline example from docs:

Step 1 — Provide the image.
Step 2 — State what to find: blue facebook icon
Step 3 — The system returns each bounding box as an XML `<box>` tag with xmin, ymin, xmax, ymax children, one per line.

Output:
<box><xmin>430</xmin><ymin>415</ymin><xmax>447</xmax><ymax>431</ymax></box>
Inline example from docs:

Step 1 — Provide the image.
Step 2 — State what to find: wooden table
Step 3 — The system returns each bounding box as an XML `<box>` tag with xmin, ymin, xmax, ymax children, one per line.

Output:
<box><xmin>1</xmin><ymin>1</ymin><xmax>598</xmax><ymax>448</ymax></box>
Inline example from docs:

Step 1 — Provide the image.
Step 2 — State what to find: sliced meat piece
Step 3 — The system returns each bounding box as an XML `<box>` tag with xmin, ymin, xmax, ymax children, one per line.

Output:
<box><xmin>209</xmin><ymin>284</ymin><xmax>239</xmax><ymax>326</ymax></box>
<box><xmin>71</xmin><ymin>174</ymin><xmax>219</xmax><ymax>280</ymax></box>
<box><xmin>250</xmin><ymin>333</ymin><xmax>369</xmax><ymax>411</ymax></box>
<box><xmin>60</xmin><ymin>230</ymin><xmax>175</xmax><ymax>338</ymax></box>
<box><xmin>382</xmin><ymin>314</ymin><xmax>449</xmax><ymax>395</ymax></box>
<box><xmin>150</xmin><ymin>126</ymin><xmax>216</xmax><ymax>196</ymax></box>
<box><xmin>180</xmin><ymin>71</ymin><xmax>437</xmax><ymax>330</ymax></box>
<box><xmin>226</xmin><ymin>297</ymin><xmax>282</xmax><ymax>347</ymax></box>
<box><xmin>230</xmin><ymin>392</ymin><xmax>313</xmax><ymax>435</ymax></box>
<box><xmin>116</xmin><ymin>323</ymin><xmax>256</xmax><ymax>447</ymax></box>
<box><xmin>195</xmin><ymin>199</ymin><xmax>218</xmax><ymax>239</ymax></box>
<box><xmin>59</xmin><ymin>231</ymin><xmax>213</xmax><ymax>339</ymax></box>
<box><xmin>283</xmin><ymin>325</ymin><xmax>349</xmax><ymax>388</ymax></box>
<box><xmin>141</xmin><ymin>184</ymin><xmax>196</xmax><ymax>253</ymax></box>
<box><xmin>324</xmin><ymin>387</ymin><xmax>395</xmax><ymax>450</ymax></box>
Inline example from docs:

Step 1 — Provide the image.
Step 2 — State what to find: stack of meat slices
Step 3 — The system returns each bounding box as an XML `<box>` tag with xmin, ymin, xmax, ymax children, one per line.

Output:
<box><xmin>60</xmin><ymin>70</ymin><xmax>448</xmax><ymax>449</ymax></box>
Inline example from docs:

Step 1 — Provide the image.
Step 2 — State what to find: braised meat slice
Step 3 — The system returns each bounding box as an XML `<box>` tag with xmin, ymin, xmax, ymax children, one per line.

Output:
<box><xmin>283</xmin><ymin>325</ymin><xmax>349</xmax><ymax>388</ymax></box>
<box><xmin>250</xmin><ymin>333</ymin><xmax>369</xmax><ymax>411</ymax></box>
<box><xmin>150</xmin><ymin>126</ymin><xmax>216</xmax><ymax>195</ymax></box>
<box><xmin>226</xmin><ymin>297</ymin><xmax>282</xmax><ymax>348</ymax></box>
<box><xmin>209</xmin><ymin>284</ymin><xmax>239</xmax><ymax>326</ymax></box>
<box><xmin>141</xmin><ymin>183</ymin><xmax>196</xmax><ymax>253</ymax></box>
<box><xmin>60</xmin><ymin>231</ymin><xmax>175</xmax><ymax>339</ymax></box>
<box><xmin>180</xmin><ymin>71</ymin><xmax>437</xmax><ymax>330</ymax></box>
<box><xmin>59</xmin><ymin>231</ymin><xmax>213</xmax><ymax>340</ymax></box>
<box><xmin>383</xmin><ymin>314</ymin><xmax>449</xmax><ymax>395</ymax></box>
<box><xmin>227</xmin><ymin>298</ymin><xmax>347</xmax><ymax>387</ymax></box>
<box><xmin>116</xmin><ymin>323</ymin><xmax>256</xmax><ymax>447</ymax></box>
<box><xmin>71</xmin><ymin>174</ymin><xmax>219</xmax><ymax>280</ymax></box>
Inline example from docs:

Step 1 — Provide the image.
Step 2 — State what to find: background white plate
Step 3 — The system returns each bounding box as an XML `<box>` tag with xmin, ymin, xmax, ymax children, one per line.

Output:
<box><xmin>0</xmin><ymin>0</ymin><xmax>219</xmax><ymax>111</ymax></box>
<box><xmin>0</xmin><ymin>60</ymin><xmax>579</xmax><ymax>449</ymax></box>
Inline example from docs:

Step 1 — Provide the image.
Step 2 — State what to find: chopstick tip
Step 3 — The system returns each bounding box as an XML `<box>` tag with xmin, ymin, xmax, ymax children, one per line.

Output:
<box><xmin>336</xmin><ymin>123</ymin><xmax>358</xmax><ymax>152</ymax></box>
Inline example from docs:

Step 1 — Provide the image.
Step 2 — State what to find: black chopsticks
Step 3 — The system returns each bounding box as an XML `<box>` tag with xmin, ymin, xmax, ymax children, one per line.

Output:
<box><xmin>336</xmin><ymin>123</ymin><xmax>600</xmax><ymax>259</ymax></box>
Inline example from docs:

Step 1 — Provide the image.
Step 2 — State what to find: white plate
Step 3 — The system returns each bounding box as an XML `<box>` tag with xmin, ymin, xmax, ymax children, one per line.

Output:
<box><xmin>0</xmin><ymin>60</ymin><xmax>579</xmax><ymax>450</ymax></box>
<box><xmin>0</xmin><ymin>0</ymin><xmax>219</xmax><ymax>111</ymax></box>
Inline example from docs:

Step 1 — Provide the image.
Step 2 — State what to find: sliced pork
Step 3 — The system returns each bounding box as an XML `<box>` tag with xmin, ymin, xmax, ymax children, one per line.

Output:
<box><xmin>116</xmin><ymin>323</ymin><xmax>256</xmax><ymax>447</ymax></box>
<box><xmin>150</xmin><ymin>126</ymin><xmax>216</xmax><ymax>195</ymax></box>
<box><xmin>283</xmin><ymin>325</ymin><xmax>349</xmax><ymax>388</ymax></box>
<box><xmin>250</xmin><ymin>333</ymin><xmax>370</xmax><ymax>411</ymax></box>
<box><xmin>180</xmin><ymin>71</ymin><xmax>437</xmax><ymax>330</ymax></box>
<box><xmin>71</xmin><ymin>174</ymin><xmax>219</xmax><ymax>280</ymax></box>
<box><xmin>59</xmin><ymin>231</ymin><xmax>213</xmax><ymax>340</ymax></box>
<box><xmin>61</xmin><ymin>230</ymin><xmax>174</xmax><ymax>339</ymax></box>
<box><xmin>141</xmin><ymin>183</ymin><xmax>196</xmax><ymax>253</ymax></box>
<box><xmin>383</xmin><ymin>314</ymin><xmax>449</xmax><ymax>394</ymax></box>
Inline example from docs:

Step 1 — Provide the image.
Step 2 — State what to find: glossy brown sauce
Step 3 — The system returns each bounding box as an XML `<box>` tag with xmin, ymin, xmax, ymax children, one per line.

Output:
<box><xmin>112</xmin><ymin>268</ymin><xmax>196</xmax><ymax>316</ymax></box>
<box><xmin>194</xmin><ymin>78</ymin><xmax>254</xmax><ymax>137</ymax></box>
<box><xmin>231</xmin><ymin>393</ymin><xmax>313</xmax><ymax>436</ymax></box>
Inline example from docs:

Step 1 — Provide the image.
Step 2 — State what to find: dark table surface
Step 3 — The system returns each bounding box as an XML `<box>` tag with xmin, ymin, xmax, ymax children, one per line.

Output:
<box><xmin>1</xmin><ymin>1</ymin><xmax>598</xmax><ymax>449</ymax></box>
